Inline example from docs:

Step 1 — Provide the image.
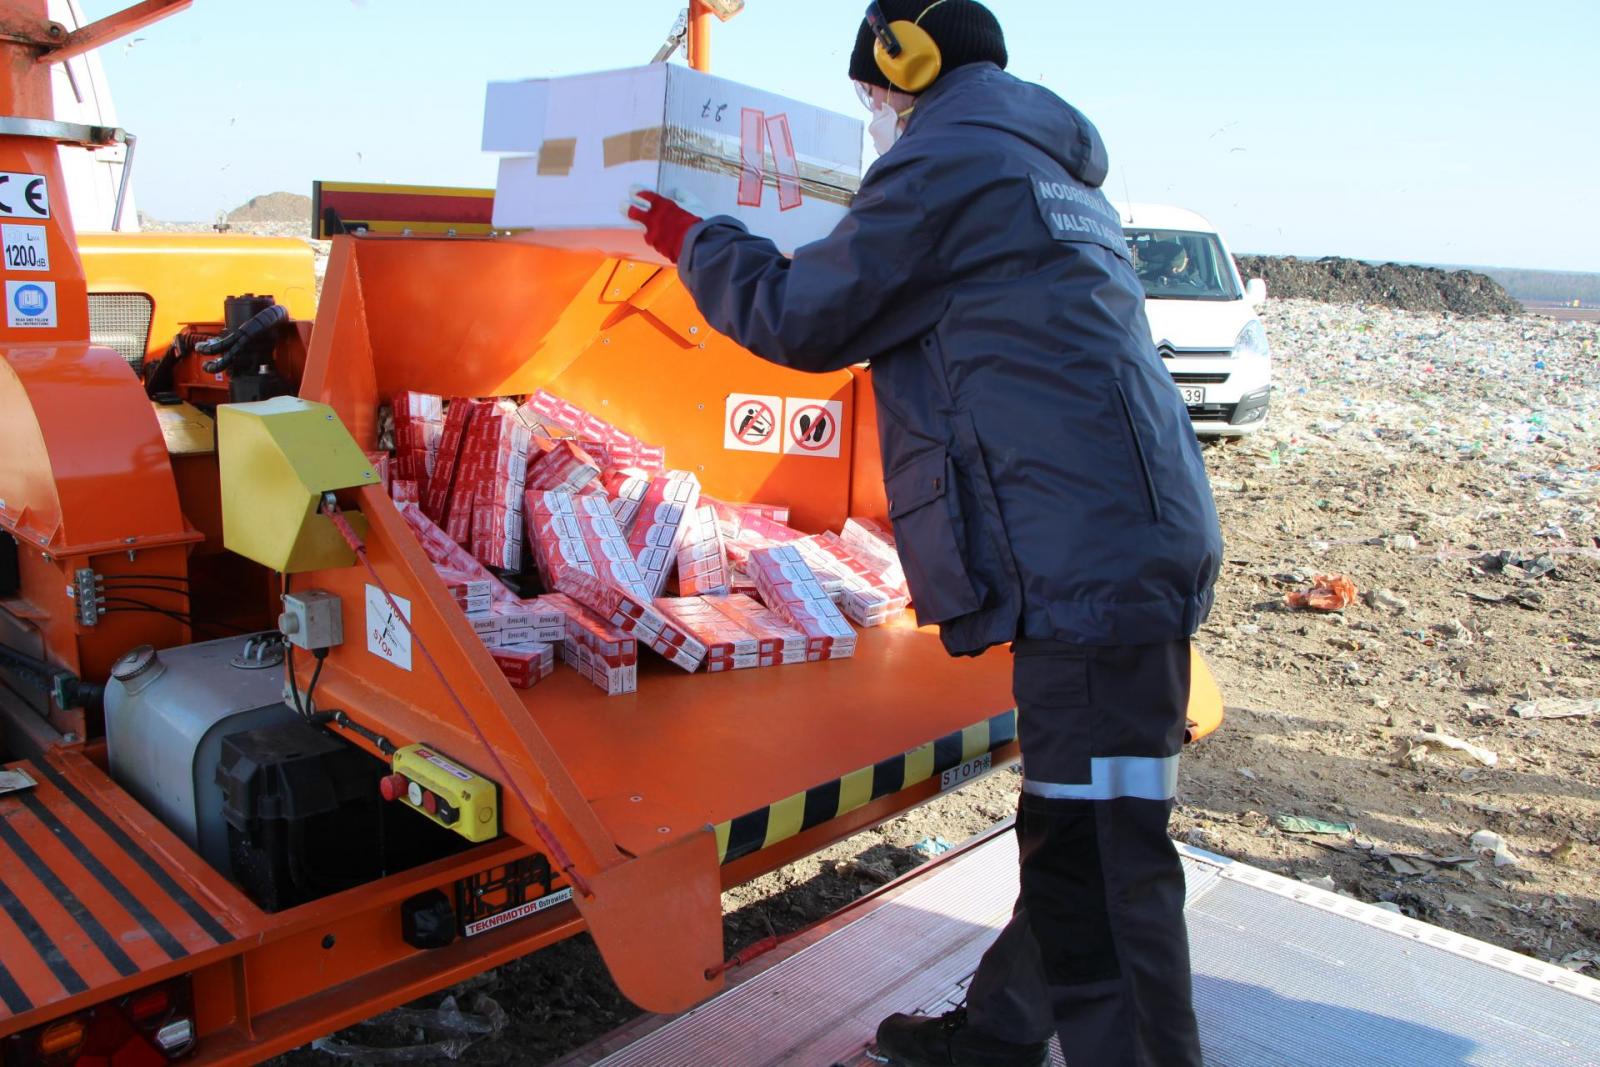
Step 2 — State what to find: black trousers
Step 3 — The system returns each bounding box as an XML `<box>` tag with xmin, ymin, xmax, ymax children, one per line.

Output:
<box><xmin>965</xmin><ymin>639</ymin><xmax>1203</xmax><ymax>1066</ymax></box>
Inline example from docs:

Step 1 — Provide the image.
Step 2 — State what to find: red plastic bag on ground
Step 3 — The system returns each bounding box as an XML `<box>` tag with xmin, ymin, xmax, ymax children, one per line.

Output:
<box><xmin>1286</xmin><ymin>573</ymin><xmax>1359</xmax><ymax>612</ymax></box>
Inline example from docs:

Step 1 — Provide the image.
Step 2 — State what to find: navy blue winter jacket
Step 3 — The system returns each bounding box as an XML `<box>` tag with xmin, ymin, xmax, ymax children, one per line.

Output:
<box><xmin>679</xmin><ymin>63</ymin><xmax>1222</xmax><ymax>655</ymax></box>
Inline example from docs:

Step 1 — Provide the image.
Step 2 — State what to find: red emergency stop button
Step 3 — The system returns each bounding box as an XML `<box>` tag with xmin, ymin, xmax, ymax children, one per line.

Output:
<box><xmin>379</xmin><ymin>774</ymin><xmax>408</xmax><ymax>802</ymax></box>
<box><xmin>422</xmin><ymin>790</ymin><xmax>438</xmax><ymax>815</ymax></box>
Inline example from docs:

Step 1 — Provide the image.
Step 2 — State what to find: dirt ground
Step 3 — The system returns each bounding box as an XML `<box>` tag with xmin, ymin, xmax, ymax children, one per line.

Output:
<box><xmin>274</xmin><ymin>298</ymin><xmax>1598</xmax><ymax>1065</ymax></box>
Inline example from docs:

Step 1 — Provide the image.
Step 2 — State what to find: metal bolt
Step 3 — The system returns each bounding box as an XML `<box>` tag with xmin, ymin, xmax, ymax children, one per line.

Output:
<box><xmin>611</xmin><ymin>289</ymin><xmax>622</xmax><ymax>297</ymax></box>
<box><xmin>689</xmin><ymin>326</ymin><xmax>699</xmax><ymax>335</ymax></box>
<box><xmin>321</xmin><ymin>934</ymin><xmax>336</xmax><ymax>950</ymax></box>
<box><xmin>362</xmin><ymin>471</ymin><xmax>372</xmax><ymax>478</ymax></box>
<box><xmin>697</xmin><ymin>403</ymin><xmax>704</xmax><ymax>411</ymax></box>
<box><xmin>657</xmin><ymin>826</ymin><xmax>671</xmax><ymax>834</ymax></box>
<box><xmin>630</xmin><ymin>794</ymin><xmax>643</xmax><ymax>803</ymax></box>
<box><xmin>698</xmin><ymin>342</ymin><xmax>706</xmax><ymax>350</ymax></box>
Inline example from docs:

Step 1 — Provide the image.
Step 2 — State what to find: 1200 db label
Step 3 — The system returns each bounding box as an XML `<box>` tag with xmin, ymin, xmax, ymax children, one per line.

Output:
<box><xmin>2</xmin><ymin>224</ymin><xmax>47</xmax><ymax>271</ymax></box>
<box><xmin>940</xmin><ymin>753</ymin><xmax>992</xmax><ymax>791</ymax></box>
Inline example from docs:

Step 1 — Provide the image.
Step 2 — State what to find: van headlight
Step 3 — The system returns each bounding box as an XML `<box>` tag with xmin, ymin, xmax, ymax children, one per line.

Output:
<box><xmin>1232</xmin><ymin>319</ymin><xmax>1270</xmax><ymax>362</ymax></box>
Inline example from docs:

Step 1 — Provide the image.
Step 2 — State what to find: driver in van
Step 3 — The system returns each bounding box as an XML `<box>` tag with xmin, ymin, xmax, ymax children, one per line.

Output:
<box><xmin>626</xmin><ymin>3</ymin><xmax>1220</xmax><ymax>1065</ymax></box>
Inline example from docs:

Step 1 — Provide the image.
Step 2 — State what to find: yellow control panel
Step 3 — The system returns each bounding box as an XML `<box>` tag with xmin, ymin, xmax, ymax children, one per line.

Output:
<box><xmin>381</xmin><ymin>743</ymin><xmax>500</xmax><ymax>842</ymax></box>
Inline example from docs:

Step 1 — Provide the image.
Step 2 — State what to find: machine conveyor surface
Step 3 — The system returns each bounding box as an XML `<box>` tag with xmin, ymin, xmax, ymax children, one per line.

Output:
<box><xmin>0</xmin><ymin>754</ymin><xmax>247</xmax><ymax>1027</ymax></box>
<box><xmin>526</xmin><ymin>618</ymin><xmax>1016</xmax><ymax>853</ymax></box>
<box><xmin>561</xmin><ymin>828</ymin><xmax>1600</xmax><ymax>1066</ymax></box>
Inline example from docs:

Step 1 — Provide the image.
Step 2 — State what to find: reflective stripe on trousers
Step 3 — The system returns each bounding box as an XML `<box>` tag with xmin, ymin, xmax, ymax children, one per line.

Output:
<box><xmin>1021</xmin><ymin>754</ymin><xmax>1180</xmax><ymax>802</ymax></box>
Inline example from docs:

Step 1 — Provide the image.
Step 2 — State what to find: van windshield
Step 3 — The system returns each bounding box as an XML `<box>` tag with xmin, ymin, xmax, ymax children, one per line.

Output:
<box><xmin>1125</xmin><ymin>229</ymin><xmax>1241</xmax><ymax>301</ymax></box>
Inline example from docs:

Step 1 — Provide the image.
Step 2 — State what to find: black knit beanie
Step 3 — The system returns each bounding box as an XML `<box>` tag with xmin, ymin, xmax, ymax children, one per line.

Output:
<box><xmin>848</xmin><ymin>0</ymin><xmax>1007</xmax><ymax>92</ymax></box>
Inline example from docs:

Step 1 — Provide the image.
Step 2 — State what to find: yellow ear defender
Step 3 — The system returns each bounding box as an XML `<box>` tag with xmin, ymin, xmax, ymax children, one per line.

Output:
<box><xmin>866</xmin><ymin>0</ymin><xmax>950</xmax><ymax>94</ymax></box>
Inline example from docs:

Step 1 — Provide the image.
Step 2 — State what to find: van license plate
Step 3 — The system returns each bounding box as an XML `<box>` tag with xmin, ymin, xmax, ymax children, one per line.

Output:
<box><xmin>940</xmin><ymin>753</ymin><xmax>993</xmax><ymax>791</ymax></box>
<box><xmin>1180</xmin><ymin>387</ymin><xmax>1206</xmax><ymax>405</ymax></box>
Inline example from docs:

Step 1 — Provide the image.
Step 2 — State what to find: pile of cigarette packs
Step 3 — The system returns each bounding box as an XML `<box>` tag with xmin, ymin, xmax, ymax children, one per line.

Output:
<box><xmin>380</xmin><ymin>389</ymin><xmax>911</xmax><ymax>696</ymax></box>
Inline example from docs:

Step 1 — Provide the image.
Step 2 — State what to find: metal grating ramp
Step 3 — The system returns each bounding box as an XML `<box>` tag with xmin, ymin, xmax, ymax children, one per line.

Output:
<box><xmin>566</xmin><ymin>833</ymin><xmax>1600</xmax><ymax>1067</ymax></box>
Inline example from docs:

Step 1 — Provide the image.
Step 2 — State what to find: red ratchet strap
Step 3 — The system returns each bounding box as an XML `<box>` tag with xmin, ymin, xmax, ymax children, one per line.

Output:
<box><xmin>324</xmin><ymin>500</ymin><xmax>595</xmax><ymax>900</ymax></box>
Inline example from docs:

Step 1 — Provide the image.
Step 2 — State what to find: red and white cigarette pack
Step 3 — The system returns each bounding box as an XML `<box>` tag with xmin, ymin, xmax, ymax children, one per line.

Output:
<box><xmin>710</xmin><ymin>593</ymin><xmax>810</xmax><ymax>665</ymax></box>
<box><xmin>675</xmin><ymin>502</ymin><xmax>731</xmax><ymax>596</ymax></box>
<box><xmin>393</xmin><ymin>391</ymin><xmax>444</xmax><ymax>500</ymax></box>
<box><xmin>391</xmin><ymin>478</ymin><xmax>420</xmax><ymax>505</ymax></box>
<box><xmin>528</xmin><ymin>489</ymin><xmax>653</xmax><ymax>599</ymax></box>
<box><xmin>748</xmin><ymin>545</ymin><xmax>857</xmax><ymax>660</ymax></box>
<box><xmin>793</xmin><ymin>532</ymin><xmax>909</xmax><ymax>627</ymax></box>
<box><xmin>525</xmin><ymin>438</ymin><xmax>604</xmax><ymax>495</ymax></box>
<box><xmin>492</xmin><ymin>642</ymin><xmax>556</xmax><ymax>689</ymax></box>
<box><xmin>604</xmin><ymin>468</ymin><xmax>653</xmax><ymax>533</ymax></box>
<box><xmin>423</xmin><ymin>397</ymin><xmax>482</xmax><ymax>526</ymax></box>
<box><xmin>629</xmin><ymin>470</ymin><xmax>700</xmax><ymax>597</ymax></box>
<box><xmin>731</xmin><ymin>503</ymin><xmax>791</xmax><ymax>525</ymax></box>
<box><xmin>397</xmin><ymin>503</ymin><xmax>518</xmax><ymax>604</ymax></box>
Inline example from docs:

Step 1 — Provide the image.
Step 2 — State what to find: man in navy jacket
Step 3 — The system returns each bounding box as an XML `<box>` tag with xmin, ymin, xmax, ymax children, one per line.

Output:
<box><xmin>629</xmin><ymin>3</ymin><xmax>1220</xmax><ymax>1063</ymax></box>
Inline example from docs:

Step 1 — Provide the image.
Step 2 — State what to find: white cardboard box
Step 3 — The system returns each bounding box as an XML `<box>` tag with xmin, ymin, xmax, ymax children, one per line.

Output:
<box><xmin>484</xmin><ymin>64</ymin><xmax>862</xmax><ymax>264</ymax></box>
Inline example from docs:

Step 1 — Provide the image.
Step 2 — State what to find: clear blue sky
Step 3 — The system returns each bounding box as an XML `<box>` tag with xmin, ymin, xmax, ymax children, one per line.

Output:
<box><xmin>100</xmin><ymin>0</ymin><xmax>1597</xmax><ymax>272</ymax></box>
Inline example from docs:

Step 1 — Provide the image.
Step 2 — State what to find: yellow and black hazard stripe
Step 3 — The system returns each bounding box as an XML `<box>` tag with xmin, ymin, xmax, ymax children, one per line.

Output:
<box><xmin>714</xmin><ymin>709</ymin><xmax>1017</xmax><ymax>865</ymax></box>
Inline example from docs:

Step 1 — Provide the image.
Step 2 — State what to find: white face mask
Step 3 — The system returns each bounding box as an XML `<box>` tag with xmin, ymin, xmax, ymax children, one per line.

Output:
<box><xmin>868</xmin><ymin>101</ymin><xmax>903</xmax><ymax>155</ymax></box>
<box><xmin>856</xmin><ymin>81</ymin><xmax>916</xmax><ymax>156</ymax></box>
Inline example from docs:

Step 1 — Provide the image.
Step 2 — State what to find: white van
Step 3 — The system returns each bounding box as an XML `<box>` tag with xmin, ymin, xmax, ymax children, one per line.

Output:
<box><xmin>1116</xmin><ymin>203</ymin><xmax>1271</xmax><ymax>436</ymax></box>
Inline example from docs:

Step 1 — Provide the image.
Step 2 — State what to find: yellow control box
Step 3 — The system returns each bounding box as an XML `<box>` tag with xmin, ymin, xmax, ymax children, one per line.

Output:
<box><xmin>386</xmin><ymin>743</ymin><xmax>500</xmax><ymax>842</ymax></box>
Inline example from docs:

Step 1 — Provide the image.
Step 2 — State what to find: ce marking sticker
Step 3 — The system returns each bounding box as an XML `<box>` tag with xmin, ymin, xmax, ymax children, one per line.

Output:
<box><xmin>0</xmin><ymin>172</ymin><xmax>49</xmax><ymax>219</ymax></box>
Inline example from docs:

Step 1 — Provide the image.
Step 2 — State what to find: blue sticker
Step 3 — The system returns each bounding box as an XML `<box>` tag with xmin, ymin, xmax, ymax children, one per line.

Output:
<box><xmin>13</xmin><ymin>283</ymin><xmax>47</xmax><ymax>315</ymax></box>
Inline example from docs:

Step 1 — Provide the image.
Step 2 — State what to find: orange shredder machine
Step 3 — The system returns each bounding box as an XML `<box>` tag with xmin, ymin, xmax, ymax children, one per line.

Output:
<box><xmin>0</xmin><ymin>2</ymin><xmax>1223</xmax><ymax>1062</ymax></box>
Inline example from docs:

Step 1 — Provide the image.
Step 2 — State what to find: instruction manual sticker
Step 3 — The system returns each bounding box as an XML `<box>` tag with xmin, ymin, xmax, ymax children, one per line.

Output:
<box><xmin>724</xmin><ymin>393</ymin><xmax>781</xmax><ymax>453</ymax></box>
<box><xmin>6</xmin><ymin>280</ymin><xmax>55</xmax><ymax>327</ymax></box>
<box><xmin>782</xmin><ymin>397</ymin><xmax>843</xmax><ymax>458</ymax></box>
<box><xmin>366</xmin><ymin>583</ymin><xmax>412</xmax><ymax>670</ymax></box>
<box><xmin>0</xmin><ymin>171</ymin><xmax>49</xmax><ymax>219</ymax></box>
<box><xmin>2</xmin><ymin>224</ymin><xmax>48</xmax><ymax>271</ymax></box>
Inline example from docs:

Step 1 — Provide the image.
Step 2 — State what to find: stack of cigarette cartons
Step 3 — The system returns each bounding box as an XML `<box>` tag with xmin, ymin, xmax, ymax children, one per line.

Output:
<box><xmin>519</xmin><ymin>389</ymin><xmax>666</xmax><ymax>472</ymax></box>
<box><xmin>495</xmin><ymin>599</ymin><xmax>566</xmax><ymax>644</ymax></box>
<box><xmin>542</xmin><ymin>592</ymin><xmax>639</xmax><ymax>695</ymax></box>
<box><xmin>792</xmin><ymin>532</ymin><xmax>909</xmax><ymax>627</ymax></box>
<box><xmin>604</xmin><ymin>468</ymin><xmax>652</xmax><ymax>533</ymax></box>
<box><xmin>747</xmin><ymin>545</ymin><xmax>856</xmax><ymax>660</ymax></box>
<box><xmin>710</xmin><ymin>499</ymin><xmax>803</xmax><ymax>593</ymax></box>
<box><xmin>629</xmin><ymin>470</ymin><xmax>701</xmax><ymax>597</ymax></box>
<box><xmin>526</xmin><ymin>438</ymin><xmax>605</xmax><ymax>495</ymax></box>
<box><xmin>393</xmin><ymin>391</ymin><xmax>444</xmax><ymax>502</ymax></box>
<box><xmin>841</xmin><ymin>516</ymin><xmax>908</xmax><ymax>597</ymax></box>
<box><xmin>397</xmin><ymin>503</ymin><xmax>518</xmax><ymax>605</ymax></box>
<box><xmin>469</xmin><ymin>406</ymin><xmax>534</xmax><ymax>570</ymax></box>
<box><xmin>424</xmin><ymin>397</ymin><xmax>482</xmax><ymax>528</ymax></box>
<box><xmin>653</xmin><ymin>594</ymin><xmax>806</xmax><ymax>672</ymax></box>
<box><xmin>555</xmin><ymin>570</ymin><xmax>706</xmax><ymax>672</ymax></box>
<box><xmin>674</xmin><ymin>502</ymin><xmax>731</xmax><ymax>596</ymax></box>
<box><xmin>527</xmin><ymin>488</ymin><xmax>653</xmax><ymax>598</ymax></box>
<box><xmin>436</xmin><ymin>567</ymin><xmax>496</xmax><ymax>614</ymax></box>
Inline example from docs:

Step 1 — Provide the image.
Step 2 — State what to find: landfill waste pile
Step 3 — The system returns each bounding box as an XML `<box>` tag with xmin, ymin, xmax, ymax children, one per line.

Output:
<box><xmin>276</xmin><ymin>303</ymin><xmax>1598</xmax><ymax>1067</ymax></box>
<box><xmin>1235</xmin><ymin>255</ymin><xmax>1524</xmax><ymax>317</ymax></box>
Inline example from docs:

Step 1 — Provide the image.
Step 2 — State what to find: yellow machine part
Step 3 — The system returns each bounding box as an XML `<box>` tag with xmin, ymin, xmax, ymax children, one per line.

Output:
<box><xmin>217</xmin><ymin>397</ymin><xmax>375</xmax><ymax>572</ymax></box>
<box><xmin>152</xmin><ymin>400</ymin><xmax>215</xmax><ymax>455</ymax></box>
<box><xmin>390</xmin><ymin>743</ymin><xmax>501</xmax><ymax>843</ymax></box>
<box><xmin>79</xmin><ymin>232</ymin><xmax>318</xmax><ymax>366</ymax></box>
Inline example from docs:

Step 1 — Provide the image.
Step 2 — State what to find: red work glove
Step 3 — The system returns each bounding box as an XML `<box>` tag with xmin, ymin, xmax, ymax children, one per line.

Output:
<box><xmin>626</xmin><ymin>189</ymin><xmax>703</xmax><ymax>264</ymax></box>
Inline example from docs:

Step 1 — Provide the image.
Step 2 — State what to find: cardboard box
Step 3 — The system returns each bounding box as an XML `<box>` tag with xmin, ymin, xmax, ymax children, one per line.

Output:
<box><xmin>485</xmin><ymin>64</ymin><xmax>862</xmax><ymax>264</ymax></box>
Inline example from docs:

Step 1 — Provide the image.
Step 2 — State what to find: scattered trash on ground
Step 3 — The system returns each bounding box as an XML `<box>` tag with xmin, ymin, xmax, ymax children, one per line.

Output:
<box><xmin>311</xmin><ymin>994</ymin><xmax>508</xmax><ymax>1063</ymax></box>
<box><xmin>1469</xmin><ymin>830</ymin><xmax>1522</xmax><ymax>868</ymax></box>
<box><xmin>1273</xmin><ymin>815</ymin><xmax>1356</xmax><ymax>836</ymax></box>
<box><xmin>1510</xmin><ymin>698</ymin><xmax>1600</xmax><ymax>720</ymax></box>
<box><xmin>1407</xmin><ymin>730</ymin><xmax>1499</xmax><ymax>767</ymax></box>
<box><xmin>912</xmin><ymin>836</ymin><xmax>955</xmax><ymax>857</ymax></box>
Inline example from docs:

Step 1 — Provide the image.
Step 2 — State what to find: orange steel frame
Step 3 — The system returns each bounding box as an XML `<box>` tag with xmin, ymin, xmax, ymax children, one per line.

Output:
<box><xmin>0</xmin><ymin>5</ymin><xmax>1222</xmax><ymax>1062</ymax></box>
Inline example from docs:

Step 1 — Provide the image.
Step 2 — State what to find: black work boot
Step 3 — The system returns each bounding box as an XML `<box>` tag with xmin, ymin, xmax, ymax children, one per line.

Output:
<box><xmin>874</xmin><ymin>1007</ymin><xmax>1050</xmax><ymax>1067</ymax></box>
